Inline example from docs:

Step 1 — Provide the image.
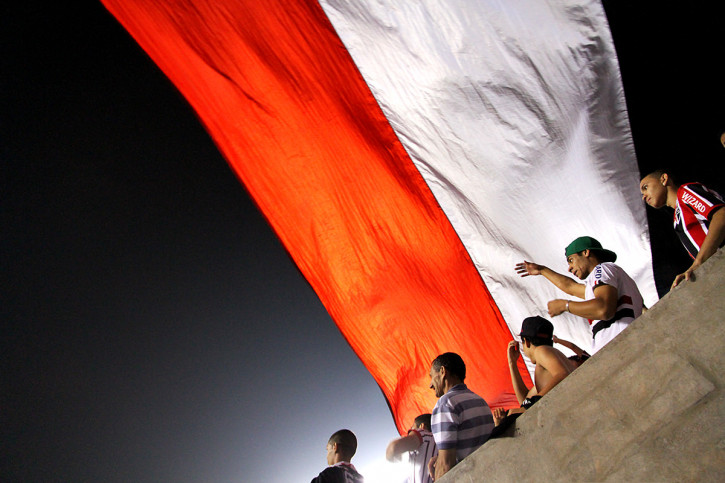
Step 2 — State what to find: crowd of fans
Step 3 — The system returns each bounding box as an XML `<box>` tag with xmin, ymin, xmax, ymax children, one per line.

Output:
<box><xmin>311</xmin><ymin>168</ymin><xmax>723</xmax><ymax>482</ymax></box>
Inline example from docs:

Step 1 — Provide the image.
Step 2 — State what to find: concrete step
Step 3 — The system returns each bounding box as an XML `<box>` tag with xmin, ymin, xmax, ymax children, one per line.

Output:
<box><xmin>443</xmin><ymin>250</ymin><xmax>725</xmax><ymax>482</ymax></box>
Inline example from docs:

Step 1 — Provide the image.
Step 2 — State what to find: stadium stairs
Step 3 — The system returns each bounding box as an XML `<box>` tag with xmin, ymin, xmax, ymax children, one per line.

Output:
<box><xmin>441</xmin><ymin>250</ymin><xmax>725</xmax><ymax>482</ymax></box>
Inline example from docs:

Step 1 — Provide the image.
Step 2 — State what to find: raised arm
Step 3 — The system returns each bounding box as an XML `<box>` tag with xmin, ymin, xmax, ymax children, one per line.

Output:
<box><xmin>552</xmin><ymin>335</ymin><xmax>589</xmax><ymax>358</ymax></box>
<box><xmin>507</xmin><ymin>341</ymin><xmax>530</xmax><ymax>405</ymax></box>
<box><xmin>673</xmin><ymin>208</ymin><xmax>725</xmax><ymax>288</ymax></box>
<box><xmin>515</xmin><ymin>261</ymin><xmax>585</xmax><ymax>298</ymax></box>
<box><xmin>385</xmin><ymin>432</ymin><xmax>421</xmax><ymax>462</ymax></box>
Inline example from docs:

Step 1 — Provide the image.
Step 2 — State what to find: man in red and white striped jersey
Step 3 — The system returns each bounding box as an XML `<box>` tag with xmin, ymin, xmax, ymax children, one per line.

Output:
<box><xmin>385</xmin><ymin>414</ymin><xmax>438</xmax><ymax>483</ymax></box>
<box><xmin>640</xmin><ymin>170</ymin><xmax>725</xmax><ymax>288</ymax></box>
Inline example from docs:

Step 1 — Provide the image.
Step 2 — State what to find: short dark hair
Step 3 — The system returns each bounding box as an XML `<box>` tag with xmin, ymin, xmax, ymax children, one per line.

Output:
<box><xmin>522</xmin><ymin>335</ymin><xmax>553</xmax><ymax>347</ymax></box>
<box><xmin>328</xmin><ymin>429</ymin><xmax>357</xmax><ymax>458</ymax></box>
<box><xmin>645</xmin><ymin>168</ymin><xmax>677</xmax><ymax>186</ymax></box>
<box><xmin>413</xmin><ymin>413</ymin><xmax>432</xmax><ymax>431</ymax></box>
<box><xmin>570</xmin><ymin>247</ymin><xmax>613</xmax><ymax>264</ymax></box>
<box><xmin>432</xmin><ymin>352</ymin><xmax>466</xmax><ymax>381</ymax></box>
<box><xmin>568</xmin><ymin>354</ymin><xmax>590</xmax><ymax>363</ymax></box>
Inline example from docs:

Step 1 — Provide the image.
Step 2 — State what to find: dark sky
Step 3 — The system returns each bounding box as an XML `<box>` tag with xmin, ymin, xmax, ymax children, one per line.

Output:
<box><xmin>3</xmin><ymin>2</ymin><xmax>723</xmax><ymax>482</ymax></box>
<box><xmin>601</xmin><ymin>2</ymin><xmax>724</xmax><ymax>294</ymax></box>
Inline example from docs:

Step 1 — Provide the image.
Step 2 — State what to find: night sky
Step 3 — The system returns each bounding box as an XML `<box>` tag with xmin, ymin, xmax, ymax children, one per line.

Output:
<box><xmin>3</xmin><ymin>2</ymin><xmax>723</xmax><ymax>482</ymax></box>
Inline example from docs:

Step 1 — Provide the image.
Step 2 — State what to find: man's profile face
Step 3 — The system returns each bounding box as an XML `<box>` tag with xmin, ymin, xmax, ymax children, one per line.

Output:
<box><xmin>639</xmin><ymin>175</ymin><xmax>667</xmax><ymax>209</ymax></box>
<box><xmin>567</xmin><ymin>252</ymin><xmax>592</xmax><ymax>280</ymax></box>
<box><xmin>520</xmin><ymin>339</ymin><xmax>534</xmax><ymax>359</ymax></box>
<box><xmin>429</xmin><ymin>365</ymin><xmax>445</xmax><ymax>398</ymax></box>
<box><xmin>326</xmin><ymin>442</ymin><xmax>335</xmax><ymax>466</ymax></box>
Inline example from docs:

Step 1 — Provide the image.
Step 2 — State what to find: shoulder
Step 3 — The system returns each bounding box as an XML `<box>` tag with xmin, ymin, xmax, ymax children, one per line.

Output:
<box><xmin>585</xmin><ymin>264</ymin><xmax>606</xmax><ymax>284</ymax></box>
<box><xmin>449</xmin><ymin>385</ymin><xmax>488</xmax><ymax>409</ymax></box>
<box><xmin>439</xmin><ymin>385</ymin><xmax>463</xmax><ymax>404</ymax></box>
<box><xmin>678</xmin><ymin>182</ymin><xmax>702</xmax><ymax>197</ymax></box>
<box><xmin>407</xmin><ymin>428</ymin><xmax>424</xmax><ymax>444</ymax></box>
<box><xmin>680</xmin><ymin>183</ymin><xmax>725</xmax><ymax>205</ymax></box>
<box><xmin>437</xmin><ymin>386</ymin><xmax>484</xmax><ymax>413</ymax></box>
<box><xmin>593</xmin><ymin>262</ymin><xmax>627</xmax><ymax>282</ymax></box>
<box><xmin>534</xmin><ymin>344</ymin><xmax>557</xmax><ymax>357</ymax></box>
<box><xmin>535</xmin><ymin>345</ymin><xmax>568</xmax><ymax>366</ymax></box>
<box><xmin>311</xmin><ymin>466</ymin><xmax>338</xmax><ymax>482</ymax></box>
<box><xmin>313</xmin><ymin>465</ymin><xmax>362</xmax><ymax>483</ymax></box>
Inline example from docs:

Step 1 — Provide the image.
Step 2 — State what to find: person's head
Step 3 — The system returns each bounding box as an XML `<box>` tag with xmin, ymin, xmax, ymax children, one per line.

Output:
<box><xmin>720</xmin><ymin>132</ymin><xmax>725</xmax><ymax>149</ymax></box>
<box><xmin>564</xmin><ymin>236</ymin><xmax>616</xmax><ymax>279</ymax></box>
<box><xmin>429</xmin><ymin>352</ymin><xmax>466</xmax><ymax>398</ymax></box>
<box><xmin>639</xmin><ymin>169</ymin><xmax>677</xmax><ymax>209</ymax></box>
<box><xmin>519</xmin><ymin>316</ymin><xmax>553</xmax><ymax>358</ymax></box>
<box><xmin>412</xmin><ymin>413</ymin><xmax>432</xmax><ymax>431</ymax></box>
<box><xmin>326</xmin><ymin>429</ymin><xmax>357</xmax><ymax>465</ymax></box>
<box><xmin>567</xmin><ymin>353</ymin><xmax>589</xmax><ymax>368</ymax></box>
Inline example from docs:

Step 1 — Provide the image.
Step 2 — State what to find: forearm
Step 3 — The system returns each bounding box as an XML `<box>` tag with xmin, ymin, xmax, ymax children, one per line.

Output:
<box><xmin>386</xmin><ymin>435</ymin><xmax>419</xmax><ymax>461</ymax></box>
<box><xmin>508</xmin><ymin>360</ymin><xmax>530</xmax><ymax>404</ymax></box>
<box><xmin>540</xmin><ymin>267</ymin><xmax>584</xmax><ymax>298</ymax></box>
<box><xmin>567</xmin><ymin>298</ymin><xmax>614</xmax><ymax>321</ymax></box>
<box><xmin>553</xmin><ymin>338</ymin><xmax>585</xmax><ymax>357</ymax></box>
<box><xmin>435</xmin><ymin>449</ymin><xmax>456</xmax><ymax>480</ymax></box>
<box><xmin>385</xmin><ymin>441</ymin><xmax>398</xmax><ymax>462</ymax></box>
<box><xmin>694</xmin><ymin>209</ymin><xmax>725</xmax><ymax>266</ymax></box>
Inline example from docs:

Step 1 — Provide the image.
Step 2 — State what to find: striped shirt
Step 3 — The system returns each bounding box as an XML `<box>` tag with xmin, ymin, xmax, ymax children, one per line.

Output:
<box><xmin>674</xmin><ymin>183</ymin><xmax>724</xmax><ymax>259</ymax></box>
<box><xmin>584</xmin><ymin>262</ymin><xmax>643</xmax><ymax>353</ymax></box>
<box><xmin>431</xmin><ymin>384</ymin><xmax>493</xmax><ymax>462</ymax></box>
<box><xmin>407</xmin><ymin>428</ymin><xmax>437</xmax><ymax>483</ymax></box>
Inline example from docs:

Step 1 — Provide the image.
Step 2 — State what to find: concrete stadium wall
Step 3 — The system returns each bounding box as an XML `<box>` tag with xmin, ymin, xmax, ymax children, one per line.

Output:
<box><xmin>443</xmin><ymin>250</ymin><xmax>725</xmax><ymax>482</ymax></box>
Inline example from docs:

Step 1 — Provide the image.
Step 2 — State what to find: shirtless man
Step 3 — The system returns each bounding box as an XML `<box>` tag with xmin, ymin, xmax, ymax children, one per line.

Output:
<box><xmin>507</xmin><ymin>316</ymin><xmax>575</xmax><ymax>410</ymax></box>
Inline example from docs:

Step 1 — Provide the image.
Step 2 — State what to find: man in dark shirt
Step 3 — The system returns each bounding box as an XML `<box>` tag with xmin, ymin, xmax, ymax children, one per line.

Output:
<box><xmin>311</xmin><ymin>429</ymin><xmax>364</xmax><ymax>483</ymax></box>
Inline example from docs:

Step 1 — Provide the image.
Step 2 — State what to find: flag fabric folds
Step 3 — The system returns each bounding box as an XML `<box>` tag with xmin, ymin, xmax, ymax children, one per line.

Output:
<box><xmin>100</xmin><ymin>0</ymin><xmax>657</xmax><ymax>434</ymax></box>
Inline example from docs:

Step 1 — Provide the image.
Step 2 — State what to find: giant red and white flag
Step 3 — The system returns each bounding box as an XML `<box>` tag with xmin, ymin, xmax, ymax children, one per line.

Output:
<box><xmin>100</xmin><ymin>0</ymin><xmax>657</xmax><ymax>433</ymax></box>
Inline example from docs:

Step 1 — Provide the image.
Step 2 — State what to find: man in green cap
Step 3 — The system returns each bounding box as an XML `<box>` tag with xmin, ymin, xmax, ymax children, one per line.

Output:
<box><xmin>515</xmin><ymin>236</ymin><xmax>644</xmax><ymax>354</ymax></box>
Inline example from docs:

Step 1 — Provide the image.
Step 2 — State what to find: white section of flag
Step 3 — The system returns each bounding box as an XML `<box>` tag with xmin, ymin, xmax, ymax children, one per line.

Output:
<box><xmin>320</xmin><ymin>0</ymin><xmax>658</xmax><ymax>355</ymax></box>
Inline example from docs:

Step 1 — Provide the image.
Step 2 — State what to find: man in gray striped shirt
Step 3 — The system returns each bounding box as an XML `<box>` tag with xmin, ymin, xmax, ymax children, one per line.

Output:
<box><xmin>427</xmin><ymin>352</ymin><xmax>494</xmax><ymax>480</ymax></box>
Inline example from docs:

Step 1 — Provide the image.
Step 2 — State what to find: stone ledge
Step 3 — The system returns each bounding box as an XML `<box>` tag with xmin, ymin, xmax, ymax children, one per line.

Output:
<box><xmin>442</xmin><ymin>250</ymin><xmax>725</xmax><ymax>482</ymax></box>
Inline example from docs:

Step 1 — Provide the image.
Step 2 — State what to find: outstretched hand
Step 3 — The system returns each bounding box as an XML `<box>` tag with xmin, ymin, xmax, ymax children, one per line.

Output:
<box><xmin>515</xmin><ymin>260</ymin><xmax>544</xmax><ymax>277</ymax></box>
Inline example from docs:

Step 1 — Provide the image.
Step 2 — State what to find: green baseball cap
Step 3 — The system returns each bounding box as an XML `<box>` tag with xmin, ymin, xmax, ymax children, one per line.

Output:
<box><xmin>565</xmin><ymin>236</ymin><xmax>617</xmax><ymax>262</ymax></box>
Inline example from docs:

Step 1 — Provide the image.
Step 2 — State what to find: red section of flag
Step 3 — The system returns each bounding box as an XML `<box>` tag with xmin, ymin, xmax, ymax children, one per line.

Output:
<box><xmin>100</xmin><ymin>0</ymin><xmax>531</xmax><ymax>432</ymax></box>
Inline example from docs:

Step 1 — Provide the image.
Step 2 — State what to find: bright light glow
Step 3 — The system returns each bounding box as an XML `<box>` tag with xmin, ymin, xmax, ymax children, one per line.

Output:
<box><xmin>359</xmin><ymin>457</ymin><xmax>409</xmax><ymax>483</ymax></box>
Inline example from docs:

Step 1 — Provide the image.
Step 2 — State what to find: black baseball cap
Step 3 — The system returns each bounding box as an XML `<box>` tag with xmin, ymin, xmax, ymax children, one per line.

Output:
<box><xmin>519</xmin><ymin>316</ymin><xmax>554</xmax><ymax>340</ymax></box>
